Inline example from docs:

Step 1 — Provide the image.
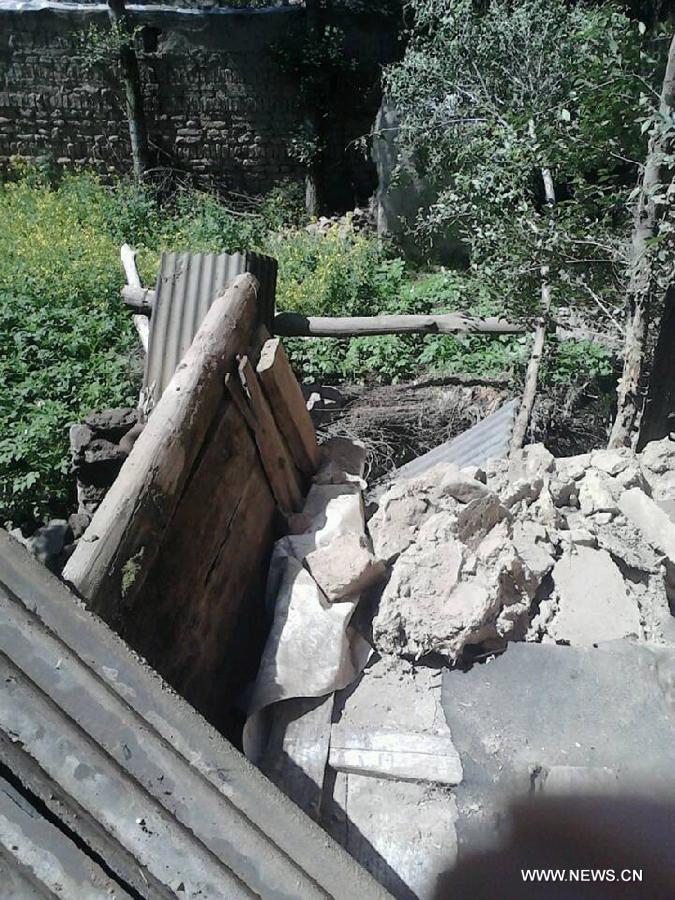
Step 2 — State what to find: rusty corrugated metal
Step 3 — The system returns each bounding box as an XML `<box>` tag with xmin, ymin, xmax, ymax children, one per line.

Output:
<box><xmin>0</xmin><ymin>530</ymin><xmax>391</xmax><ymax>900</ymax></box>
<box><xmin>143</xmin><ymin>250</ymin><xmax>277</xmax><ymax>407</ymax></box>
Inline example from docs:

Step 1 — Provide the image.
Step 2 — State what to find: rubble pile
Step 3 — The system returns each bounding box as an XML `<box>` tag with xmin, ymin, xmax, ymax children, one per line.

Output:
<box><xmin>370</xmin><ymin>439</ymin><xmax>675</xmax><ymax>662</ymax></box>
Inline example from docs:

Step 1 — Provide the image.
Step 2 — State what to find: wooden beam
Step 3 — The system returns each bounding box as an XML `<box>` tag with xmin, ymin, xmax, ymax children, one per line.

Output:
<box><xmin>63</xmin><ymin>274</ymin><xmax>260</xmax><ymax>621</ymax></box>
<box><xmin>273</xmin><ymin>311</ymin><xmax>525</xmax><ymax>338</ymax></box>
<box><xmin>238</xmin><ymin>355</ymin><xmax>304</xmax><ymax>517</ymax></box>
<box><xmin>256</xmin><ymin>338</ymin><xmax>320</xmax><ymax>475</ymax></box>
<box><xmin>121</xmin><ymin>284</ymin><xmax>155</xmax><ymax>315</ymax></box>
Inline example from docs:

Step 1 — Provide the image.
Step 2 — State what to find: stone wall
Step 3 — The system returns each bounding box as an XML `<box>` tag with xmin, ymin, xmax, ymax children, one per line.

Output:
<box><xmin>0</xmin><ymin>3</ymin><xmax>400</xmax><ymax>204</ymax></box>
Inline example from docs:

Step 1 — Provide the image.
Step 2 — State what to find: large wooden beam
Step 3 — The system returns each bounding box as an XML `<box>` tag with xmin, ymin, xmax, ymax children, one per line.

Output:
<box><xmin>273</xmin><ymin>311</ymin><xmax>525</xmax><ymax>338</ymax></box>
<box><xmin>63</xmin><ymin>274</ymin><xmax>259</xmax><ymax>621</ymax></box>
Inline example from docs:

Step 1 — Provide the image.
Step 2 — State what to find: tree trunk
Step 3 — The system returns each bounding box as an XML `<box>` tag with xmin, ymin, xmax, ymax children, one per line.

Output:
<box><xmin>609</xmin><ymin>33</ymin><xmax>675</xmax><ymax>449</ymax></box>
<box><xmin>637</xmin><ymin>284</ymin><xmax>675</xmax><ymax>449</ymax></box>
<box><xmin>107</xmin><ymin>0</ymin><xmax>150</xmax><ymax>180</ymax></box>
<box><xmin>510</xmin><ymin>166</ymin><xmax>556</xmax><ymax>454</ymax></box>
<box><xmin>304</xmin><ymin>0</ymin><xmax>323</xmax><ymax>216</ymax></box>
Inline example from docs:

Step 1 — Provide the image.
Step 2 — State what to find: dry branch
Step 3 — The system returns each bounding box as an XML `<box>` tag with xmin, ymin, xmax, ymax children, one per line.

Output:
<box><xmin>121</xmin><ymin>284</ymin><xmax>156</xmax><ymax>315</ymax></box>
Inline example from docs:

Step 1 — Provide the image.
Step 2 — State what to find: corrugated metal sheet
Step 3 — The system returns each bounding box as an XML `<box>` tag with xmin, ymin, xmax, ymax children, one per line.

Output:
<box><xmin>0</xmin><ymin>530</ymin><xmax>391</xmax><ymax>900</ymax></box>
<box><xmin>144</xmin><ymin>250</ymin><xmax>277</xmax><ymax>408</ymax></box>
<box><xmin>377</xmin><ymin>399</ymin><xmax>518</xmax><ymax>490</ymax></box>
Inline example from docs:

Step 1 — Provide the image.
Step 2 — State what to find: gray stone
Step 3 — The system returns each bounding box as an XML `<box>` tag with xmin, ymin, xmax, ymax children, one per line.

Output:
<box><xmin>26</xmin><ymin>520</ymin><xmax>72</xmax><ymax>569</ymax></box>
<box><xmin>83</xmin><ymin>407</ymin><xmax>137</xmax><ymax>440</ymax></box>
<box><xmin>555</xmin><ymin>452</ymin><xmax>591</xmax><ymax>481</ymax></box>
<box><xmin>640</xmin><ymin>437</ymin><xmax>675</xmax><ymax>474</ymax></box>
<box><xmin>590</xmin><ymin>448</ymin><xmax>631</xmax><ymax>476</ymax></box>
<box><xmin>304</xmin><ymin>532</ymin><xmax>385</xmax><ymax>601</ymax></box>
<box><xmin>578</xmin><ymin>469</ymin><xmax>619</xmax><ymax>516</ymax></box>
<box><xmin>548</xmin><ymin>546</ymin><xmax>641</xmax><ymax>645</ymax></box>
<box><xmin>68</xmin><ymin>423</ymin><xmax>93</xmax><ymax>456</ymax></box>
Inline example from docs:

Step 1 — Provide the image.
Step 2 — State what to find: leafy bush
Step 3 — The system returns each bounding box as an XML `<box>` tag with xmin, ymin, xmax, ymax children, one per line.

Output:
<box><xmin>0</xmin><ymin>171</ymin><xmax>139</xmax><ymax>524</ymax></box>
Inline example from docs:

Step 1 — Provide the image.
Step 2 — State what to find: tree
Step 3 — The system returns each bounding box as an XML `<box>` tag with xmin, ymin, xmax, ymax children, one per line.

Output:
<box><xmin>107</xmin><ymin>0</ymin><xmax>150</xmax><ymax>180</ymax></box>
<box><xmin>385</xmin><ymin>0</ymin><xmax>649</xmax><ymax>439</ymax></box>
<box><xmin>609</xmin><ymin>32</ymin><xmax>675</xmax><ymax>448</ymax></box>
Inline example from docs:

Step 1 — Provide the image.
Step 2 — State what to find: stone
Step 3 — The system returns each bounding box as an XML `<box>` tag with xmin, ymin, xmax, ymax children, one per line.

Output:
<box><xmin>455</xmin><ymin>492</ymin><xmax>507</xmax><ymax>546</ymax></box>
<box><xmin>567</xmin><ymin>527</ymin><xmax>597</xmax><ymax>547</ymax></box>
<box><xmin>557</xmin><ymin>453</ymin><xmax>592</xmax><ymax>481</ymax></box>
<box><xmin>578</xmin><ymin>469</ymin><xmax>619</xmax><ymax>516</ymax></box>
<box><xmin>438</xmin><ymin>466</ymin><xmax>490</xmax><ymax>503</ymax></box>
<box><xmin>548</xmin><ymin>546</ymin><xmax>641</xmax><ymax>645</ymax></box>
<box><xmin>67</xmin><ymin>512</ymin><xmax>91</xmax><ymax>541</ymax></box>
<box><xmin>26</xmin><ymin>519</ymin><xmax>72</xmax><ymax>570</ymax></box>
<box><xmin>69</xmin><ymin>423</ymin><xmax>93</xmax><ymax>456</ymax></box>
<box><xmin>590</xmin><ymin>448</ymin><xmax>630</xmax><ymax>476</ymax></box>
<box><xmin>508</xmin><ymin>443</ymin><xmax>555</xmax><ymax>482</ymax></box>
<box><xmin>83</xmin><ymin>407</ymin><xmax>137</xmax><ymax>440</ymax></box>
<box><xmin>640</xmin><ymin>437</ymin><xmax>675</xmax><ymax>475</ymax></box>
<box><xmin>304</xmin><ymin>532</ymin><xmax>385</xmax><ymax>601</ymax></box>
<box><xmin>314</xmin><ymin>437</ymin><xmax>367</xmax><ymax>487</ymax></box>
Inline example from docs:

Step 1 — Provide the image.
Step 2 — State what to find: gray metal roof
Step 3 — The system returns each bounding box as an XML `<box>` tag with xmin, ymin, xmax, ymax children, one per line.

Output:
<box><xmin>0</xmin><ymin>529</ymin><xmax>391</xmax><ymax>899</ymax></box>
<box><xmin>377</xmin><ymin>398</ymin><xmax>518</xmax><ymax>490</ymax></box>
<box><xmin>144</xmin><ymin>250</ymin><xmax>277</xmax><ymax>408</ymax></box>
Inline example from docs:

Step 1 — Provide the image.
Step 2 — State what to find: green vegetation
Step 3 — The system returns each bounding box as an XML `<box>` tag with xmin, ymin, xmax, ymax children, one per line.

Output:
<box><xmin>0</xmin><ymin>165</ymin><xmax>612</xmax><ymax>524</ymax></box>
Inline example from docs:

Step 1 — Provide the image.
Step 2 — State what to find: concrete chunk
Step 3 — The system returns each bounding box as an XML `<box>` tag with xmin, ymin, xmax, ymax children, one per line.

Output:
<box><xmin>619</xmin><ymin>488</ymin><xmax>675</xmax><ymax>564</ymax></box>
<box><xmin>305</xmin><ymin>532</ymin><xmax>385</xmax><ymax>601</ymax></box>
<box><xmin>549</xmin><ymin>546</ymin><xmax>641</xmax><ymax>645</ymax></box>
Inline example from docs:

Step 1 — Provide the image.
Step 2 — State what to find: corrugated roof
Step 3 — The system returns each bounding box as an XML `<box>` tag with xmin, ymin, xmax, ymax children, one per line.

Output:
<box><xmin>375</xmin><ymin>399</ymin><xmax>518</xmax><ymax>491</ymax></box>
<box><xmin>0</xmin><ymin>530</ymin><xmax>391</xmax><ymax>899</ymax></box>
<box><xmin>143</xmin><ymin>250</ymin><xmax>277</xmax><ymax>408</ymax></box>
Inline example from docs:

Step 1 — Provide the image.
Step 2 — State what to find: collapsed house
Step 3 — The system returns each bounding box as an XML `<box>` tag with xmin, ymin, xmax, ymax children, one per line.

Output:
<box><xmin>3</xmin><ymin>247</ymin><xmax>675</xmax><ymax>899</ymax></box>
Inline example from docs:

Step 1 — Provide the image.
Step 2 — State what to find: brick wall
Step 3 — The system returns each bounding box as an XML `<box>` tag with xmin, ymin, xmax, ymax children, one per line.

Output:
<box><xmin>0</xmin><ymin>4</ymin><xmax>400</xmax><ymax>204</ymax></box>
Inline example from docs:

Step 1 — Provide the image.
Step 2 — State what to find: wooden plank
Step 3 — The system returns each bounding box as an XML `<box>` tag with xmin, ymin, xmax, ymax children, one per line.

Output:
<box><xmin>329</xmin><ymin>724</ymin><xmax>463</xmax><ymax>785</ymax></box>
<box><xmin>257</xmin><ymin>338</ymin><xmax>320</xmax><ymax>475</ymax></box>
<box><xmin>63</xmin><ymin>274</ymin><xmax>259</xmax><ymax>622</ymax></box>
<box><xmin>238</xmin><ymin>355</ymin><xmax>304</xmax><ymax>516</ymax></box>
<box><xmin>273</xmin><ymin>311</ymin><xmax>525</xmax><ymax>338</ymax></box>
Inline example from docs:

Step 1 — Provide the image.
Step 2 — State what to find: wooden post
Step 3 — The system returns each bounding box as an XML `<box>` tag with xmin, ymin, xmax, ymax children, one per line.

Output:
<box><xmin>63</xmin><ymin>274</ymin><xmax>259</xmax><ymax>621</ymax></box>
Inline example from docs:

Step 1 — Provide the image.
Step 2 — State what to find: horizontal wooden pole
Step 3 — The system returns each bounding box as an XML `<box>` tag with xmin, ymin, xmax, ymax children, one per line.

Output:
<box><xmin>273</xmin><ymin>311</ymin><xmax>526</xmax><ymax>338</ymax></box>
<box><xmin>121</xmin><ymin>284</ymin><xmax>156</xmax><ymax>315</ymax></box>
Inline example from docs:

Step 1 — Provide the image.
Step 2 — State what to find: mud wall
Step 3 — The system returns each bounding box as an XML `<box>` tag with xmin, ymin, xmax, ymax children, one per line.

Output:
<box><xmin>0</xmin><ymin>3</ymin><xmax>400</xmax><ymax>204</ymax></box>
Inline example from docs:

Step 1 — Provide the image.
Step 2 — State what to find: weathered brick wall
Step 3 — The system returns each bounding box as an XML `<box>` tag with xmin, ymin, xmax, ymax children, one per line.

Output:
<box><xmin>0</xmin><ymin>4</ymin><xmax>399</xmax><ymax>203</ymax></box>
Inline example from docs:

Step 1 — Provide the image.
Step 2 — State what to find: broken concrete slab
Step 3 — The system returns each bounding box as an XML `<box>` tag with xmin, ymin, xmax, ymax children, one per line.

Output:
<box><xmin>304</xmin><ymin>532</ymin><xmax>385</xmax><ymax>601</ymax></box>
<box><xmin>619</xmin><ymin>487</ymin><xmax>675</xmax><ymax>565</ymax></box>
<box><xmin>329</xmin><ymin>724</ymin><xmax>463</xmax><ymax>785</ymax></box>
<box><xmin>578</xmin><ymin>469</ymin><xmax>619</xmax><ymax>516</ymax></box>
<box><xmin>325</xmin><ymin>772</ymin><xmax>458</xmax><ymax>900</ymax></box>
<box><xmin>442</xmin><ymin>642</ymin><xmax>675</xmax><ymax>856</ymax></box>
<box><xmin>548</xmin><ymin>546</ymin><xmax>641</xmax><ymax>646</ymax></box>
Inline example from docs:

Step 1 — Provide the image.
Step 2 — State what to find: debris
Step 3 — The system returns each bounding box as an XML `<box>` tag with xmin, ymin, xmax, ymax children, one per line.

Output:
<box><xmin>304</xmin><ymin>532</ymin><xmax>385</xmax><ymax>601</ymax></box>
<box><xmin>548</xmin><ymin>547</ymin><xmax>641</xmax><ymax>646</ymax></box>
